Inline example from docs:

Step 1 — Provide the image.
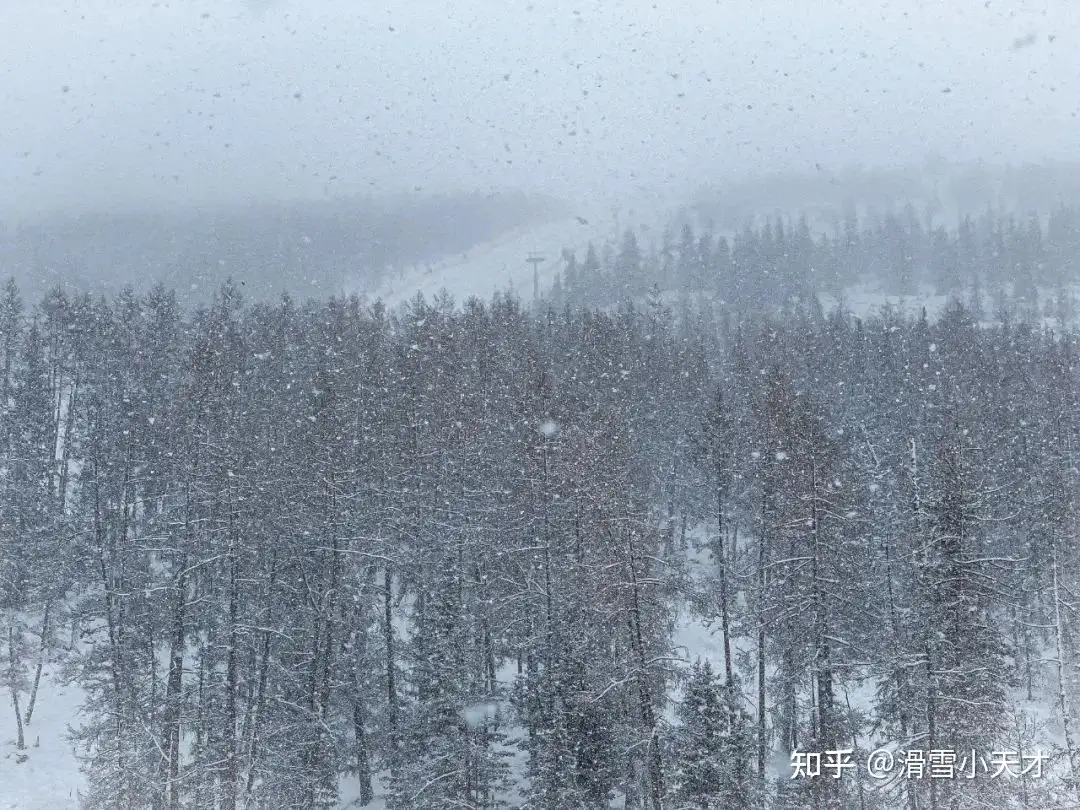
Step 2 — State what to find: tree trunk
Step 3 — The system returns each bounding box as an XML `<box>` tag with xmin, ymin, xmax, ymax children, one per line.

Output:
<box><xmin>624</xmin><ymin>525</ymin><xmax>664</xmax><ymax>810</ymax></box>
<box><xmin>716</xmin><ymin>469</ymin><xmax>735</xmax><ymax>697</ymax></box>
<box><xmin>384</xmin><ymin>568</ymin><xmax>399</xmax><ymax>772</ymax></box>
<box><xmin>245</xmin><ymin>550</ymin><xmax>278</xmax><ymax>800</ymax></box>
<box><xmin>24</xmin><ymin>599</ymin><xmax>50</xmax><ymax>726</ymax></box>
<box><xmin>1052</xmin><ymin>537</ymin><xmax>1079</xmax><ymax>797</ymax></box>
<box><xmin>165</xmin><ymin>561</ymin><xmax>186</xmax><ymax>810</ymax></box>
<box><xmin>7</xmin><ymin>625</ymin><xmax>25</xmax><ymax>752</ymax></box>
<box><xmin>222</xmin><ymin>481</ymin><xmax>240</xmax><ymax>810</ymax></box>
<box><xmin>351</xmin><ymin>625</ymin><xmax>374</xmax><ymax>805</ymax></box>
<box><xmin>756</xmin><ymin>488</ymin><xmax>769</xmax><ymax>782</ymax></box>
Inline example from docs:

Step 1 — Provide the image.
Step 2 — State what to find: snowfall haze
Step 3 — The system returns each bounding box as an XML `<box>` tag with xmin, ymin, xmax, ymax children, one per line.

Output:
<box><xmin>2</xmin><ymin>0</ymin><xmax>1078</xmax><ymax>218</ymax></box>
<box><xmin>8</xmin><ymin>3</ymin><xmax>1080</xmax><ymax>810</ymax></box>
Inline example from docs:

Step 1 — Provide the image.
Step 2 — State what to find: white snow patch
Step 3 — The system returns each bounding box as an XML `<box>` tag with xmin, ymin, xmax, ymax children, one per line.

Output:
<box><xmin>461</xmin><ymin>701</ymin><xmax>502</xmax><ymax>730</ymax></box>
<box><xmin>819</xmin><ymin>282</ymin><xmax>951</xmax><ymax>322</ymax></box>
<box><xmin>359</xmin><ymin>194</ymin><xmax>673</xmax><ymax>311</ymax></box>
<box><xmin>361</xmin><ymin>213</ymin><xmax>612</xmax><ymax>308</ymax></box>
<box><xmin>0</xmin><ymin>663</ymin><xmax>85</xmax><ymax>809</ymax></box>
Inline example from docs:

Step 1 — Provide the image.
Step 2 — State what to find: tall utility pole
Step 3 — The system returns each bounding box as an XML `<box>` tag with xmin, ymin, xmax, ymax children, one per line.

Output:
<box><xmin>527</xmin><ymin>252</ymin><xmax>546</xmax><ymax>301</ymax></box>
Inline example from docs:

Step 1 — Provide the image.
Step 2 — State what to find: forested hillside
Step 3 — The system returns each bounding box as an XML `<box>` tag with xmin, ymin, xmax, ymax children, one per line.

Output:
<box><xmin>550</xmin><ymin>203</ymin><xmax>1080</xmax><ymax>325</ymax></box>
<box><xmin>1</xmin><ymin>271</ymin><xmax>1079</xmax><ymax>808</ymax></box>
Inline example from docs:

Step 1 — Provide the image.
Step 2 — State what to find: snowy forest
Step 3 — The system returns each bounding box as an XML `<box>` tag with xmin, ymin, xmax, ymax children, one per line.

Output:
<box><xmin>549</xmin><ymin>204</ymin><xmax>1080</xmax><ymax>324</ymax></box>
<box><xmin>2</xmin><ymin>199</ymin><xmax>1080</xmax><ymax>810</ymax></box>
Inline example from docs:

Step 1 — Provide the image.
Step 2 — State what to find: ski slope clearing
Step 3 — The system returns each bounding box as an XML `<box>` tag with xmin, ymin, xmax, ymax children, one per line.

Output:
<box><xmin>360</xmin><ymin>189</ymin><xmax>682</xmax><ymax>310</ymax></box>
<box><xmin>361</xmin><ymin>212</ymin><xmax>610</xmax><ymax>309</ymax></box>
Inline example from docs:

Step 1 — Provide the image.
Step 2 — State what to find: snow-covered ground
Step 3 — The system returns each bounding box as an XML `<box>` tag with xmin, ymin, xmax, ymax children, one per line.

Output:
<box><xmin>2</xmin><ymin>525</ymin><xmax>1073</xmax><ymax>808</ymax></box>
<box><xmin>0</xmin><ymin>660</ymin><xmax>84</xmax><ymax>810</ymax></box>
<box><xmin>819</xmin><ymin>282</ymin><xmax>954</xmax><ymax>323</ymax></box>
<box><xmin>357</xmin><ymin>189</ymin><xmax>682</xmax><ymax>311</ymax></box>
<box><xmin>358</xmin><ymin>211</ymin><xmax>614</xmax><ymax>310</ymax></box>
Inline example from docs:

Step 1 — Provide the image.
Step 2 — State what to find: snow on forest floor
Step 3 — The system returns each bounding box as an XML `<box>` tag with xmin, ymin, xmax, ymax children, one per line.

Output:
<box><xmin>2</xmin><ymin>529</ymin><xmax>1074</xmax><ymax>807</ymax></box>
<box><xmin>337</xmin><ymin>776</ymin><xmax>388</xmax><ymax>810</ymax></box>
<box><xmin>819</xmin><ymin>282</ymin><xmax>953</xmax><ymax>322</ymax></box>
<box><xmin>0</xmin><ymin>661</ymin><xmax>85</xmax><ymax>809</ymax></box>
<box><xmin>673</xmin><ymin>526</ymin><xmax>1074</xmax><ymax>794</ymax></box>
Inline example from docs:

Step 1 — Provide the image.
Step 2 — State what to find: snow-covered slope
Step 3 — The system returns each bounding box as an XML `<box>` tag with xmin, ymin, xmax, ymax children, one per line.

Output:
<box><xmin>0</xmin><ymin>661</ymin><xmax>85</xmax><ymax>810</ymax></box>
<box><xmin>357</xmin><ymin>188</ymin><xmax>683</xmax><ymax>310</ymax></box>
<box><xmin>358</xmin><ymin>211</ymin><xmax>611</xmax><ymax>309</ymax></box>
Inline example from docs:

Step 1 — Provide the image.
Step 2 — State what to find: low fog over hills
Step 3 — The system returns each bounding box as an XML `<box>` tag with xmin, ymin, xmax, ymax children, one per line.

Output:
<box><xmin>683</xmin><ymin>161</ymin><xmax>1080</xmax><ymax>234</ymax></box>
<box><xmin>0</xmin><ymin>190</ymin><xmax>562</xmax><ymax>302</ymax></box>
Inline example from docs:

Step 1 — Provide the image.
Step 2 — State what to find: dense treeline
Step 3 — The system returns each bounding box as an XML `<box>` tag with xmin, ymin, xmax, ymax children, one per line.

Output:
<box><xmin>1</xmin><ymin>277</ymin><xmax>1079</xmax><ymax>809</ymax></box>
<box><xmin>553</xmin><ymin>204</ymin><xmax>1080</xmax><ymax>324</ymax></box>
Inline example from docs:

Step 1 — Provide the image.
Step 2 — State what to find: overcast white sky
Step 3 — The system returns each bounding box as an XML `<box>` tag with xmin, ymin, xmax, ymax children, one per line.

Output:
<box><xmin>1</xmin><ymin>0</ymin><xmax>1077</xmax><ymax>216</ymax></box>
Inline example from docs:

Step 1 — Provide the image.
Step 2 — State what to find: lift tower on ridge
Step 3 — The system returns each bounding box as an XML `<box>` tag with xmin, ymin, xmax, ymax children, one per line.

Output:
<box><xmin>526</xmin><ymin>251</ymin><xmax>546</xmax><ymax>301</ymax></box>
